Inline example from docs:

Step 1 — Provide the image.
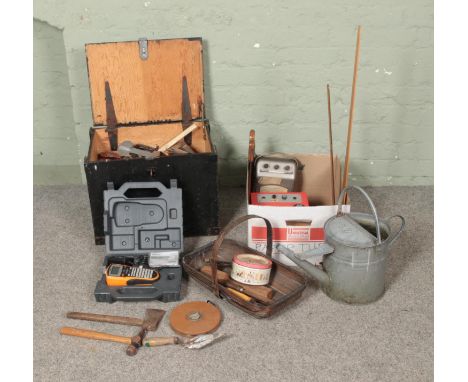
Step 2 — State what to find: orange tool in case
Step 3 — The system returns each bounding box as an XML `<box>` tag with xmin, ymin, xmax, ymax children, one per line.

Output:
<box><xmin>105</xmin><ymin>264</ymin><xmax>160</xmax><ymax>286</ymax></box>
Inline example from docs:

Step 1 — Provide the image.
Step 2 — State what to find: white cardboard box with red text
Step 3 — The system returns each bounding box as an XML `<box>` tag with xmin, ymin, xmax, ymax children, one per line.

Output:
<box><xmin>246</xmin><ymin>153</ymin><xmax>350</xmax><ymax>266</ymax></box>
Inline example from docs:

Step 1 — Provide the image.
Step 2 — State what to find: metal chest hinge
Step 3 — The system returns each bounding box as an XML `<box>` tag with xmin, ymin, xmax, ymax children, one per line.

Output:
<box><xmin>105</xmin><ymin>81</ymin><xmax>118</xmax><ymax>151</ymax></box>
<box><xmin>181</xmin><ymin>76</ymin><xmax>193</xmax><ymax>145</ymax></box>
<box><xmin>139</xmin><ymin>38</ymin><xmax>148</xmax><ymax>60</ymax></box>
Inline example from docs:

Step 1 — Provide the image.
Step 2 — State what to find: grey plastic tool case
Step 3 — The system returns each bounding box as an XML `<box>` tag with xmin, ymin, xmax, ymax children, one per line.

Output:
<box><xmin>94</xmin><ymin>180</ymin><xmax>183</xmax><ymax>303</ymax></box>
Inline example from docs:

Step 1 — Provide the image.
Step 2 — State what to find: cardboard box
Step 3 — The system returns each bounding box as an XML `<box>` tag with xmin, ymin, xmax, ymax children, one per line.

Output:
<box><xmin>246</xmin><ymin>153</ymin><xmax>350</xmax><ymax>265</ymax></box>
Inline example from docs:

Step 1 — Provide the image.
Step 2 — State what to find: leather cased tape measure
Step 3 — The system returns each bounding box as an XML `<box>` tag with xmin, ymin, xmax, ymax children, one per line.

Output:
<box><xmin>169</xmin><ymin>301</ymin><xmax>222</xmax><ymax>336</ymax></box>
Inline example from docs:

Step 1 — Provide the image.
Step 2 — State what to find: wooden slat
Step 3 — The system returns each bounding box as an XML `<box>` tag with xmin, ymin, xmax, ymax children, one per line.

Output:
<box><xmin>86</xmin><ymin>38</ymin><xmax>204</xmax><ymax>126</ymax></box>
<box><xmin>294</xmin><ymin>153</ymin><xmax>342</xmax><ymax>206</ymax></box>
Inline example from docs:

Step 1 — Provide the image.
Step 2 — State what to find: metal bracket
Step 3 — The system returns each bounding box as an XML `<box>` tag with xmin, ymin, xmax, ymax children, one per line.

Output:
<box><xmin>181</xmin><ymin>76</ymin><xmax>193</xmax><ymax>145</ymax></box>
<box><xmin>105</xmin><ymin>81</ymin><xmax>118</xmax><ymax>151</ymax></box>
<box><xmin>139</xmin><ymin>38</ymin><xmax>148</xmax><ymax>60</ymax></box>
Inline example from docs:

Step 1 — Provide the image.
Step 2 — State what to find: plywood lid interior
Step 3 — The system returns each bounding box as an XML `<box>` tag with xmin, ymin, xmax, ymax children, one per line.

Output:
<box><xmin>86</xmin><ymin>38</ymin><xmax>204</xmax><ymax>126</ymax></box>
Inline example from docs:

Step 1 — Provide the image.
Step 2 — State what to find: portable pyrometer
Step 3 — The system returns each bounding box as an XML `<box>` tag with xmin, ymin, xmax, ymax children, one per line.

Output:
<box><xmin>253</xmin><ymin>155</ymin><xmax>299</xmax><ymax>192</ymax></box>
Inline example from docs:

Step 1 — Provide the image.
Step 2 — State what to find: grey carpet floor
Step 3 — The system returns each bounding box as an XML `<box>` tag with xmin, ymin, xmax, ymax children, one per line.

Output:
<box><xmin>34</xmin><ymin>185</ymin><xmax>433</xmax><ymax>382</ymax></box>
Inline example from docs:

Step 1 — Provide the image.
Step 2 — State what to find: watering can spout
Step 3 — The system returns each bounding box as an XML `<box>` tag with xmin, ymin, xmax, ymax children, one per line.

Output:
<box><xmin>276</xmin><ymin>245</ymin><xmax>330</xmax><ymax>286</ymax></box>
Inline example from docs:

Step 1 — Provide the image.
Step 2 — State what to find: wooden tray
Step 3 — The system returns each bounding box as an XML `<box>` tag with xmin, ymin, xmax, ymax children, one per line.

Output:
<box><xmin>182</xmin><ymin>215</ymin><xmax>307</xmax><ymax>318</ymax></box>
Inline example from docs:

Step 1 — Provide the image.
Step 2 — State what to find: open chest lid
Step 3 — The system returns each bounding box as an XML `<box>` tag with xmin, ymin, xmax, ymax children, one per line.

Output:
<box><xmin>85</xmin><ymin>37</ymin><xmax>204</xmax><ymax>126</ymax></box>
<box><xmin>103</xmin><ymin>180</ymin><xmax>183</xmax><ymax>256</ymax></box>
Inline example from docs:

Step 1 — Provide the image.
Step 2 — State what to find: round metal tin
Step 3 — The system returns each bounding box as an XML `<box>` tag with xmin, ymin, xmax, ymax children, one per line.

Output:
<box><xmin>231</xmin><ymin>254</ymin><xmax>272</xmax><ymax>285</ymax></box>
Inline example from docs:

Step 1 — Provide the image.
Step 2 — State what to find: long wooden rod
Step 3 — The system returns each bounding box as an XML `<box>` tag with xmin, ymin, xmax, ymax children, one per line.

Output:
<box><xmin>342</xmin><ymin>25</ymin><xmax>362</xmax><ymax>204</ymax></box>
<box><xmin>327</xmin><ymin>84</ymin><xmax>336</xmax><ymax>205</ymax></box>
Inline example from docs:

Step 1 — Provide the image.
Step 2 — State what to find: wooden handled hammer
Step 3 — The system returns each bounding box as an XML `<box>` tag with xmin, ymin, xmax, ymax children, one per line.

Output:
<box><xmin>61</xmin><ymin>309</ymin><xmax>165</xmax><ymax>356</ymax></box>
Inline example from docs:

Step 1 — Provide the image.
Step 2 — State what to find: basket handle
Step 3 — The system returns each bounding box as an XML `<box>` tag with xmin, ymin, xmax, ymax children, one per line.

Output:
<box><xmin>210</xmin><ymin>215</ymin><xmax>273</xmax><ymax>298</ymax></box>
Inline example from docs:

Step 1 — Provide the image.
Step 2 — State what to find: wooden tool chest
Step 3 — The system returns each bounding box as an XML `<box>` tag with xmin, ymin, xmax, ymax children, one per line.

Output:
<box><xmin>83</xmin><ymin>37</ymin><xmax>219</xmax><ymax>244</ymax></box>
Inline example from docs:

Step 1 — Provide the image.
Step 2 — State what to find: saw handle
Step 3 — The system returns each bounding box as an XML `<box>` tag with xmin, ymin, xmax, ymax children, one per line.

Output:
<box><xmin>60</xmin><ymin>327</ymin><xmax>131</xmax><ymax>345</ymax></box>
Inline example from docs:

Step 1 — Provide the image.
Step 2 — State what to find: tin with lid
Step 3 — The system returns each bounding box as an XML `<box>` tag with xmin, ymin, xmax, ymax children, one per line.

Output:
<box><xmin>231</xmin><ymin>254</ymin><xmax>272</xmax><ymax>286</ymax></box>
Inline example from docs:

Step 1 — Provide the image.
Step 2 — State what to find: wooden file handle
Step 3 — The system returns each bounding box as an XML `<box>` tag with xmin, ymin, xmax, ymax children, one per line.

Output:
<box><xmin>224</xmin><ymin>279</ymin><xmax>272</xmax><ymax>304</ymax></box>
<box><xmin>226</xmin><ymin>287</ymin><xmax>254</xmax><ymax>302</ymax></box>
<box><xmin>143</xmin><ymin>337</ymin><xmax>179</xmax><ymax>347</ymax></box>
<box><xmin>200</xmin><ymin>267</ymin><xmax>230</xmax><ymax>283</ymax></box>
<box><xmin>60</xmin><ymin>327</ymin><xmax>131</xmax><ymax>345</ymax></box>
<box><xmin>66</xmin><ymin>312</ymin><xmax>143</xmax><ymax>327</ymax></box>
<box><xmin>200</xmin><ymin>265</ymin><xmax>273</xmax><ymax>303</ymax></box>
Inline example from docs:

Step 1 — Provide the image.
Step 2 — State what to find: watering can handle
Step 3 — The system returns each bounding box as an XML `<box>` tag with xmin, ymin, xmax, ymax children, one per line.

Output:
<box><xmin>337</xmin><ymin>185</ymin><xmax>382</xmax><ymax>244</ymax></box>
<box><xmin>385</xmin><ymin>215</ymin><xmax>406</xmax><ymax>247</ymax></box>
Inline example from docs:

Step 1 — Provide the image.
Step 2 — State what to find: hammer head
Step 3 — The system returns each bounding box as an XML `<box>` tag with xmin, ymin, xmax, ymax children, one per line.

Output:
<box><xmin>143</xmin><ymin>309</ymin><xmax>165</xmax><ymax>331</ymax></box>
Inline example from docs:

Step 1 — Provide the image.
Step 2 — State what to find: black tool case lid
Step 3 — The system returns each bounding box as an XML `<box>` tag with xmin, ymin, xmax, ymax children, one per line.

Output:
<box><xmin>103</xmin><ymin>180</ymin><xmax>183</xmax><ymax>256</ymax></box>
<box><xmin>85</xmin><ymin>37</ymin><xmax>205</xmax><ymax>127</ymax></box>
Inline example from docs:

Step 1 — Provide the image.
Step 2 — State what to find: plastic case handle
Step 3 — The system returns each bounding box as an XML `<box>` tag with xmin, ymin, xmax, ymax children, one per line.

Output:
<box><xmin>112</xmin><ymin>286</ymin><xmax>162</xmax><ymax>298</ymax></box>
<box><xmin>117</xmin><ymin>181</ymin><xmax>170</xmax><ymax>195</ymax></box>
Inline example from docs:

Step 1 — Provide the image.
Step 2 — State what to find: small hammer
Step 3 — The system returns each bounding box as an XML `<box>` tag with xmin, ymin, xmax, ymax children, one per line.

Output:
<box><xmin>61</xmin><ymin>309</ymin><xmax>165</xmax><ymax>356</ymax></box>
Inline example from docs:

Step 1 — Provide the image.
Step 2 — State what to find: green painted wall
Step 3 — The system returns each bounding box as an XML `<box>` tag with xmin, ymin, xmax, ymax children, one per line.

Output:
<box><xmin>33</xmin><ymin>0</ymin><xmax>433</xmax><ymax>186</ymax></box>
<box><xmin>34</xmin><ymin>20</ymin><xmax>82</xmax><ymax>184</ymax></box>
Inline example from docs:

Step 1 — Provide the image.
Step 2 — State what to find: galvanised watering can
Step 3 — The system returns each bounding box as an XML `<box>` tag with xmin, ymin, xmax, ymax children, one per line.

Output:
<box><xmin>279</xmin><ymin>185</ymin><xmax>405</xmax><ymax>304</ymax></box>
